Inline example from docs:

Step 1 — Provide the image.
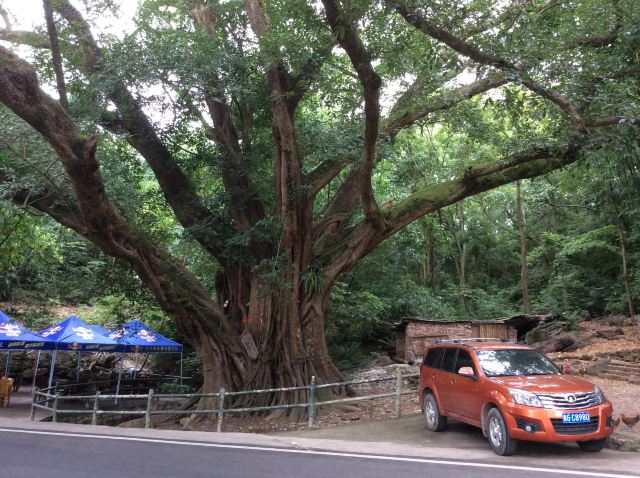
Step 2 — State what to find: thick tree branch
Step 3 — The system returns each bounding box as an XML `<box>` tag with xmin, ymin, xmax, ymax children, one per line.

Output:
<box><xmin>383</xmin><ymin>72</ymin><xmax>509</xmax><ymax>136</ymax></box>
<box><xmin>560</xmin><ymin>0</ymin><xmax>622</xmax><ymax>50</ymax></box>
<box><xmin>42</xmin><ymin>0</ymin><xmax>68</xmax><ymax>111</ymax></box>
<box><xmin>589</xmin><ymin>115</ymin><xmax>640</xmax><ymax>127</ymax></box>
<box><xmin>289</xmin><ymin>41</ymin><xmax>334</xmax><ymax>110</ymax></box>
<box><xmin>463</xmin><ymin>0</ymin><xmax>562</xmax><ymax>38</ymax></box>
<box><xmin>0</xmin><ymin>29</ymin><xmax>50</xmax><ymax>48</ymax></box>
<box><xmin>48</xmin><ymin>0</ymin><xmax>233</xmax><ymax>255</ymax></box>
<box><xmin>387</xmin><ymin>0</ymin><xmax>586</xmax><ymax>132</ymax></box>
<box><xmin>321</xmin><ymin>143</ymin><xmax>583</xmax><ymax>282</ymax></box>
<box><xmin>322</xmin><ymin>0</ymin><xmax>382</xmax><ymax>224</ymax></box>
<box><xmin>0</xmin><ymin>5</ymin><xmax>11</xmax><ymax>30</ymax></box>
<box><xmin>313</xmin><ymin>73</ymin><xmax>510</xmax><ymax>242</ymax></box>
<box><xmin>305</xmin><ymin>155</ymin><xmax>351</xmax><ymax>200</ymax></box>
<box><xmin>385</xmin><ymin>145</ymin><xmax>581</xmax><ymax>234</ymax></box>
<box><xmin>463</xmin><ymin>146</ymin><xmax>553</xmax><ymax>180</ymax></box>
<box><xmin>0</xmin><ymin>168</ymin><xmax>83</xmax><ymax>231</ymax></box>
<box><xmin>245</xmin><ymin>0</ymin><xmax>306</xmax><ymax>225</ymax></box>
<box><xmin>0</xmin><ymin>44</ymin><xmax>137</xmax><ymax>260</ymax></box>
<box><xmin>191</xmin><ymin>3</ymin><xmax>266</xmax><ymax>231</ymax></box>
<box><xmin>0</xmin><ymin>47</ymin><xmax>232</xmax><ymax>347</ymax></box>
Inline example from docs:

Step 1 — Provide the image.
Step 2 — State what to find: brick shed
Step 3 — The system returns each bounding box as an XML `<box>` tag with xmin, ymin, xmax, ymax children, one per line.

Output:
<box><xmin>394</xmin><ymin>315</ymin><xmax>546</xmax><ymax>364</ymax></box>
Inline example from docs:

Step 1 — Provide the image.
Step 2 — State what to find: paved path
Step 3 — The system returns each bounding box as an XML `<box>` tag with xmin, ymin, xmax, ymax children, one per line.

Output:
<box><xmin>1</xmin><ymin>395</ymin><xmax>638</xmax><ymax>477</ymax></box>
<box><xmin>1</xmin><ymin>426</ymin><xmax>638</xmax><ymax>478</ymax></box>
<box><xmin>0</xmin><ymin>390</ymin><xmax>37</xmax><ymax>419</ymax></box>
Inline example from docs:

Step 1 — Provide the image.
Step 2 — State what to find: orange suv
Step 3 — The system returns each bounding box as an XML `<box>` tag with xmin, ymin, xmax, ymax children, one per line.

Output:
<box><xmin>419</xmin><ymin>339</ymin><xmax>614</xmax><ymax>455</ymax></box>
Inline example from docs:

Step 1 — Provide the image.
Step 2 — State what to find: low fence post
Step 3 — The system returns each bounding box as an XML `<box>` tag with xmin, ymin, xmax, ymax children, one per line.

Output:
<box><xmin>395</xmin><ymin>369</ymin><xmax>402</xmax><ymax>418</ymax></box>
<box><xmin>30</xmin><ymin>387</ymin><xmax>37</xmax><ymax>421</ymax></box>
<box><xmin>52</xmin><ymin>391</ymin><xmax>60</xmax><ymax>423</ymax></box>
<box><xmin>307</xmin><ymin>376</ymin><xmax>317</xmax><ymax>428</ymax></box>
<box><xmin>92</xmin><ymin>391</ymin><xmax>100</xmax><ymax>426</ymax></box>
<box><xmin>216</xmin><ymin>388</ymin><xmax>225</xmax><ymax>433</ymax></box>
<box><xmin>145</xmin><ymin>389</ymin><xmax>155</xmax><ymax>429</ymax></box>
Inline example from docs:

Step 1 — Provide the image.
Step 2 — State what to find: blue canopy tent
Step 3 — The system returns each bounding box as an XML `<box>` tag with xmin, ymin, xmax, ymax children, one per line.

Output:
<box><xmin>39</xmin><ymin>316</ymin><xmax>120</xmax><ymax>389</ymax></box>
<box><xmin>71</xmin><ymin>324</ymin><xmax>112</xmax><ymax>381</ymax></box>
<box><xmin>0</xmin><ymin>310</ymin><xmax>10</xmax><ymax>323</ymax></box>
<box><xmin>0</xmin><ymin>311</ymin><xmax>55</xmax><ymax>380</ymax></box>
<box><xmin>106</xmin><ymin>320</ymin><xmax>184</xmax><ymax>399</ymax></box>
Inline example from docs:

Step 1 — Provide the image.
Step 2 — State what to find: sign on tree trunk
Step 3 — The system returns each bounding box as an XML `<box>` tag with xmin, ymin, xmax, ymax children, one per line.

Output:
<box><xmin>241</xmin><ymin>332</ymin><xmax>258</xmax><ymax>359</ymax></box>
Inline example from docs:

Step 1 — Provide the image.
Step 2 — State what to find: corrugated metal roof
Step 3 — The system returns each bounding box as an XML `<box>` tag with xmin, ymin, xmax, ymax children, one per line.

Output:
<box><xmin>393</xmin><ymin>314</ymin><xmax>549</xmax><ymax>331</ymax></box>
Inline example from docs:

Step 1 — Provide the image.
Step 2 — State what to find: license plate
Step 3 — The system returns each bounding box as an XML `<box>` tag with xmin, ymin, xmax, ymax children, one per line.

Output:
<box><xmin>562</xmin><ymin>412</ymin><xmax>591</xmax><ymax>424</ymax></box>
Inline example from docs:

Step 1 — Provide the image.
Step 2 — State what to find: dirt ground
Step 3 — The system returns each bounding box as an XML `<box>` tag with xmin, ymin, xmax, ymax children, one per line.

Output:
<box><xmin>590</xmin><ymin>377</ymin><xmax>640</xmax><ymax>440</ymax></box>
<box><xmin>552</xmin><ymin>318</ymin><xmax>640</xmax><ymax>358</ymax></box>
<box><xmin>183</xmin><ymin>371</ymin><xmax>423</xmax><ymax>434</ymax></box>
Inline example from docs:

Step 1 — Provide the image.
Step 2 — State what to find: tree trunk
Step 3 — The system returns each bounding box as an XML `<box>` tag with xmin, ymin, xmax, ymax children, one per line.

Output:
<box><xmin>204</xmin><ymin>266</ymin><xmax>345</xmax><ymax>419</ymax></box>
<box><xmin>421</xmin><ymin>221</ymin><xmax>438</xmax><ymax>292</ymax></box>
<box><xmin>617</xmin><ymin>221</ymin><xmax>635</xmax><ymax>319</ymax></box>
<box><xmin>457</xmin><ymin>203</ymin><xmax>468</xmax><ymax>312</ymax></box>
<box><xmin>516</xmin><ymin>180</ymin><xmax>532</xmax><ymax>313</ymax></box>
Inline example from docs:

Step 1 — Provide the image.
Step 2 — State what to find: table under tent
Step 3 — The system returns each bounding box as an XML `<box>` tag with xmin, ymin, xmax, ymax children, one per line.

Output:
<box><xmin>38</xmin><ymin>315</ymin><xmax>120</xmax><ymax>389</ymax></box>
<box><xmin>0</xmin><ymin>310</ymin><xmax>55</xmax><ymax>388</ymax></box>
<box><xmin>105</xmin><ymin>319</ymin><xmax>184</xmax><ymax>398</ymax></box>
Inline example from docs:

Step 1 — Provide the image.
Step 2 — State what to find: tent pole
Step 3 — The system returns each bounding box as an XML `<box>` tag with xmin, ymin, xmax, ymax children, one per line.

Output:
<box><xmin>76</xmin><ymin>351</ymin><xmax>81</xmax><ymax>382</ymax></box>
<box><xmin>47</xmin><ymin>349</ymin><xmax>58</xmax><ymax>390</ymax></box>
<box><xmin>179</xmin><ymin>351</ymin><xmax>183</xmax><ymax>386</ymax></box>
<box><xmin>31</xmin><ymin>351</ymin><xmax>41</xmax><ymax>394</ymax></box>
<box><xmin>4</xmin><ymin>351</ymin><xmax>10</xmax><ymax>376</ymax></box>
<box><xmin>115</xmin><ymin>352</ymin><xmax>123</xmax><ymax>405</ymax></box>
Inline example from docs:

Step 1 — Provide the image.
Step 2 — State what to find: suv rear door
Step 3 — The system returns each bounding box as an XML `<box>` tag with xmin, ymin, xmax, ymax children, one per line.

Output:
<box><xmin>432</xmin><ymin>346</ymin><xmax>458</xmax><ymax>413</ymax></box>
<box><xmin>448</xmin><ymin>348</ymin><xmax>481</xmax><ymax>422</ymax></box>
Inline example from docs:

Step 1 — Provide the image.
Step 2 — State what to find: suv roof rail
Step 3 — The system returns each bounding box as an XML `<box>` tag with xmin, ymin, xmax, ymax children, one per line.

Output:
<box><xmin>434</xmin><ymin>337</ymin><xmax>512</xmax><ymax>344</ymax></box>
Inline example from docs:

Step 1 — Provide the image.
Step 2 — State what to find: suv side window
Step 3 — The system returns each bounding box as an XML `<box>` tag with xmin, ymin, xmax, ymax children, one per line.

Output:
<box><xmin>441</xmin><ymin>347</ymin><xmax>458</xmax><ymax>373</ymax></box>
<box><xmin>455</xmin><ymin>349</ymin><xmax>476</xmax><ymax>375</ymax></box>
<box><xmin>424</xmin><ymin>347</ymin><xmax>444</xmax><ymax>368</ymax></box>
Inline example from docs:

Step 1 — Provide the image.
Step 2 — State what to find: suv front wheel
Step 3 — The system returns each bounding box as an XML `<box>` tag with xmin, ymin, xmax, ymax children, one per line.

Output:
<box><xmin>487</xmin><ymin>408</ymin><xmax>518</xmax><ymax>456</ymax></box>
<box><xmin>423</xmin><ymin>392</ymin><xmax>447</xmax><ymax>432</ymax></box>
<box><xmin>577</xmin><ymin>438</ymin><xmax>608</xmax><ymax>452</ymax></box>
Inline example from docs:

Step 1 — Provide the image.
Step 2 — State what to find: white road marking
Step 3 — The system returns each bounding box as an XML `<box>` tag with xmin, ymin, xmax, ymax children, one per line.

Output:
<box><xmin>0</xmin><ymin>427</ymin><xmax>637</xmax><ymax>478</ymax></box>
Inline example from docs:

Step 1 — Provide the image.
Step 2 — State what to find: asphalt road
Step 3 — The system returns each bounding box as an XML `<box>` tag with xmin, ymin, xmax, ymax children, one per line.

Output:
<box><xmin>1</xmin><ymin>428</ymin><xmax>637</xmax><ymax>478</ymax></box>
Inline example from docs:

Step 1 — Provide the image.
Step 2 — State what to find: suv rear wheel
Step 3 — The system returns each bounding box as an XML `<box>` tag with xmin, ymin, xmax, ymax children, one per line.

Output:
<box><xmin>577</xmin><ymin>438</ymin><xmax>608</xmax><ymax>452</ymax></box>
<box><xmin>487</xmin><ymin>408</ymin><xmax>518</xmax><ymax>456</ymax></box>
<box><xmin>423</xmin><ymin>392</ymin><xmax>447</xmax><ymax>432</ymax></box>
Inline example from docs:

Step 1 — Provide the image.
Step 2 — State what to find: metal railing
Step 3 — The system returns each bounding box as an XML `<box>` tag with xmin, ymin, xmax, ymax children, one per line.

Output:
<box><xmin>47</xmin><ymin>375</ymin><xmax>190</xmax><ymax>396</ymax></box>
<box><xmin>31</xmin><ymin>370</ymin><xmax>419</xmax><ymax>431</ymax></box>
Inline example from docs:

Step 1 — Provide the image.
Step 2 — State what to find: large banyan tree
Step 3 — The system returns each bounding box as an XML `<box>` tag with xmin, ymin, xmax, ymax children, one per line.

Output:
<box><xmin>0</xmin><ymin>0</ymin><xmax>638</xmax><ymax>409</ymax></box>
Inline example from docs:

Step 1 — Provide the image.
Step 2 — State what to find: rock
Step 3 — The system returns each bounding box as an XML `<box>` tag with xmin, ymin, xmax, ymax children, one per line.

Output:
<box><xmin>534</xmin><ymin>333</ymin><xmax>579</xmax><ymax>353</ymax></box>
<box><xmin>608</xmin><ymin>435</ymin><xmax>640</xmax><ymax>452</ymax></box>
<box><xmin>180</xmin><ymin>417</ymin><xmax>191</xmax><ymax>427</ymax></box>
<box><xmin>607</xmin><ymin>316</ymin><xmax>623</xmax><ymax>326</ymax></box>
<box><xmin>578</xmin><ymin>310</ymin><xmax>591</xmax><ymax>320</ymax></box>
<box><xmin>526</xmin><ymin>319</ymin><xmax>568</xmax><ymax>344</ymax></box>
<box><xmin>585</xmin><ymin>359</ymin><xmax>609</xmax><ymax>376</ymax></box>
<box><xmin>595</xmin><ymin>328</ymin><xmax>624</xmax><ymax>339</ymax></box>
<box><xmin>369</xmin><ymin>353</ymin><xmax>394</xmax><ymax>367</ymax></box>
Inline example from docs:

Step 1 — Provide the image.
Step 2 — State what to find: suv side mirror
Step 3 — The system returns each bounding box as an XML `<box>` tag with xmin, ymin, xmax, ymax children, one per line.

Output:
<box><xmin>458</xmin><ymin>366</ymin><xmax>475</xmax><ymax>378</ymax></box>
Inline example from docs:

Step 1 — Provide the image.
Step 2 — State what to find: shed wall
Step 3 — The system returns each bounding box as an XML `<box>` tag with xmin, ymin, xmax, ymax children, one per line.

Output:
<box><xmin>399</xmin><ymin>322</ymin><xmax>518</xmax><ymax>363</ymax></box>
<box><xmin>404</xmin><ymin>322</ymin><xmax>471</xmax><ymax>363</ymax></box>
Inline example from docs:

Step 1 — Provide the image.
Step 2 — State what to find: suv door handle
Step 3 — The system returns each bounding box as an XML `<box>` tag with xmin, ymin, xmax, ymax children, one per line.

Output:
<box><xmin>432</xmin><ymin>374</ymin><xmax>436</xmax><ymax>379</ymax></box>
<box><xmin>450</xmin><ymin>379</ymin><xmax>456</xmax><ymax>384</ymax></box>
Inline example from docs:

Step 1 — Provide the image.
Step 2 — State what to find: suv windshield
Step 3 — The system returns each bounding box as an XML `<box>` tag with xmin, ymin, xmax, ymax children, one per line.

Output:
<box><xmin>476</xmin><ymin>349</ymin><xmax>560</xmax><ymax>377</ymax></box>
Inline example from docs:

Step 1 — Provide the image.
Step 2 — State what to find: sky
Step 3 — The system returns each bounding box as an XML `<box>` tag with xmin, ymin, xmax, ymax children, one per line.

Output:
<box><xmin>2</xmin><ymin>0</ymin><xmax>138</xmax><ymax>36</ymax></box>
